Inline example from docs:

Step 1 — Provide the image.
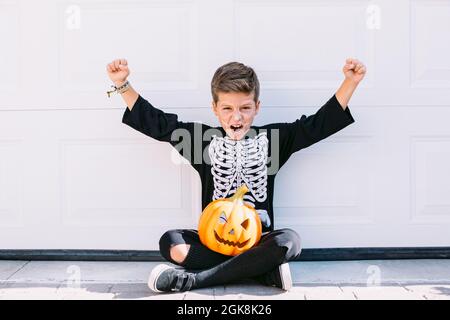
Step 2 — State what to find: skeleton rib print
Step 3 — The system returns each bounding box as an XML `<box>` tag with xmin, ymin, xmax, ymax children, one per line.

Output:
<box><xmin>209</xmin><ymin>132</ymin><xmax>271</xmax><ymax>227</ymax></box>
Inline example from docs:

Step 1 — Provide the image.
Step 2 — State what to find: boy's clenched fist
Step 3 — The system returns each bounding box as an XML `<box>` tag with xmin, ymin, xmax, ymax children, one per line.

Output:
<box><xmin>343</xmin><ymin>58</ymin><xmax>366</xmax><ymax>84</ymax></box>
<box><xmin>106</xmin><ymin>58</ymin><xmax>130</xmax><ymax>86</ymax></box>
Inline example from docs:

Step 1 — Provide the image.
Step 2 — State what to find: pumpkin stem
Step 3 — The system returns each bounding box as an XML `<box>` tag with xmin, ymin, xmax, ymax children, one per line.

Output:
<box><xmin>230</xmin><ymin>184</ymin><xmax>249</xmax><ymax>202</ymax></box>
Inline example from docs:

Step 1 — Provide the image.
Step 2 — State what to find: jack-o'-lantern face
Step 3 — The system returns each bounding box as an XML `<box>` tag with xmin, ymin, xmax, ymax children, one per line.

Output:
<box><xmin>198</xmin><ymin>185</ymin><xmax>262</xmax><ymax>256</ymax></box>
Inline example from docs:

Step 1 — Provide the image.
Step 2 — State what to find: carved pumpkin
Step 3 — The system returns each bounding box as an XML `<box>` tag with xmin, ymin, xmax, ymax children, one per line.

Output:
<box><xmin>198</xmin><ymin>184</ymin><xmax>262</xmax><ymax>256</ymax></box>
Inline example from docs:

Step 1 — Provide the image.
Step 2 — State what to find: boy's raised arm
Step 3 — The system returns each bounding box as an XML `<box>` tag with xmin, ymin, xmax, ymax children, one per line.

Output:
<box><xmin>273</xmin><ymin>58</ymin><xmax>366</xmax><ymax>166</ymax></box>
<box><xmin>107</xmin><ymin>58</ymin><xmax>182</xmax><ymax>142</ymax></box>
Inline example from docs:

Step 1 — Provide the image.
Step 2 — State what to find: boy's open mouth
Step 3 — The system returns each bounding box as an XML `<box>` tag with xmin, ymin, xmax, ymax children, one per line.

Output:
<box><xmin>230</xmin><ymin>124</ymin><xmax>243</xmax><ymax>132</ymax></box>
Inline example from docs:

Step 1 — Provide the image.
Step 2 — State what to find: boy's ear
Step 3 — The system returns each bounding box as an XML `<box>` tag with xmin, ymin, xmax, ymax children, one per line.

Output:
<box><xmin>255</xmin><ymin>100</ymin><xmax>261</xmax><ymax>114</ymax></box>
<box><xmin>212</xmin><ymin>101</ymin><xmax>218</xmax><ymax>116</ymax></box>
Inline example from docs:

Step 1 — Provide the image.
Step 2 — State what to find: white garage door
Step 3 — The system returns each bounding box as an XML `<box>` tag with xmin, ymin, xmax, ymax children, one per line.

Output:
<box><xmin>1</xmin><ymin>0</ymin><xmax>450</xmax><ymax>250</ymax></box>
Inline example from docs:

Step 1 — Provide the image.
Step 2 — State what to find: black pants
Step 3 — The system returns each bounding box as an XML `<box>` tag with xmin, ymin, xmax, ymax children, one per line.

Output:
<box><xmin>159</xmin><ymin>228</ymin><xmax>302</xmax><ymax>289</ymax></box>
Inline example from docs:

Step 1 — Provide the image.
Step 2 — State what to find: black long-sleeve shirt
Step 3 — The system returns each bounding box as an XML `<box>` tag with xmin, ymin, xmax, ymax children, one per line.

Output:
<box><xmin>122</xmin><ymin>95</ymin><xmax>355</xmax><ymax>232</ymax></box>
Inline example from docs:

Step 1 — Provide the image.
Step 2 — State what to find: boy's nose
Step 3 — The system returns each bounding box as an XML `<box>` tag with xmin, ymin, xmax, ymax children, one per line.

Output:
<box><xmin>233</xmin><ymin>112</ymin><xmax>242</xmax><ymax>121</ymax></box>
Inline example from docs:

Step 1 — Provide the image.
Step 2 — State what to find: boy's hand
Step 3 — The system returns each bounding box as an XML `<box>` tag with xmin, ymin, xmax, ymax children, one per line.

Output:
<box><xmin>343</xmin><ymin>58</ymin><xmax>366</xmax><ymax>84</ymax></box>
<box><xmin>106</xmin><ymin>58</ymin><xmax>130</xmax><ymax>86</ymax></box>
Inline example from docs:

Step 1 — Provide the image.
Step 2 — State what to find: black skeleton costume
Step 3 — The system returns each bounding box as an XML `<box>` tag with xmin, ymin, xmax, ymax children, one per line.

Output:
<box><xmin>122</xmin><ymin>94</ymin><xmax>354</xmax><ymax>232</ymax></box>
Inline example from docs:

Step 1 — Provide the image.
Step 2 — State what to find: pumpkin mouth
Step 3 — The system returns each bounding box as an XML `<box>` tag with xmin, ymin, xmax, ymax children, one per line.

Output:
<box><xmin>214</xmin><ymin>230</ymin><xmax>250</xmax><ymax>248</ymax></box>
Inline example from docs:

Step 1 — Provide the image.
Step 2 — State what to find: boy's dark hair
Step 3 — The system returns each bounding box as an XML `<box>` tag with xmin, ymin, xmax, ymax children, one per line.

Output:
<box><xmin>211</xmin><ymin>62</ymin><xmax>260</xmax><ymax>103</ymax></box>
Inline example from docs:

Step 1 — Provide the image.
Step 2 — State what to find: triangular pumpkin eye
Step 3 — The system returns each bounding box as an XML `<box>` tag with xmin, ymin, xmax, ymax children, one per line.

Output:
<box><xmin>241</xmin><ymin>219</ymin><xmax>249</xmax><ymax>229</ymax></box>
<box><xmin>218</xmin><ymin>212</ymin><xmax>227</xmax><ymax>224</ymax></box>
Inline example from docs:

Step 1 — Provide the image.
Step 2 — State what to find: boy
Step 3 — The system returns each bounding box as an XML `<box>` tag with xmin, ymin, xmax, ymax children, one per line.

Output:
<box><xmin>106</xmin><ymin>58</ymin><xmax>366</xmax><ymax>293</ymax></box>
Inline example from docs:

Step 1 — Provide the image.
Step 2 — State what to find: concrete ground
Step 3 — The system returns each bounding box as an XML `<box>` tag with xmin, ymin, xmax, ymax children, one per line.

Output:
<box><xmin>0</xmin><ymin>259</ymin><xmax>449</xmax><ymax>300</ymax></box>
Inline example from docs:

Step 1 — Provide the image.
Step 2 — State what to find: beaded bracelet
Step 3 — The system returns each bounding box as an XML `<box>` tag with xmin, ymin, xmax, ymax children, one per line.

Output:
<box><xmin>107</xmin><ymin>80</ymin><xmax>130</xmax><ymax>97</ymax></box>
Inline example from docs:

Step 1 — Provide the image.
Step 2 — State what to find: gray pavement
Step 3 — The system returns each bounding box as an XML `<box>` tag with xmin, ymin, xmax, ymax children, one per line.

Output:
<box><xmin>0</xmin><ymin>259</ymin><xmax>449</xmax><ymax>300</ymax></box>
